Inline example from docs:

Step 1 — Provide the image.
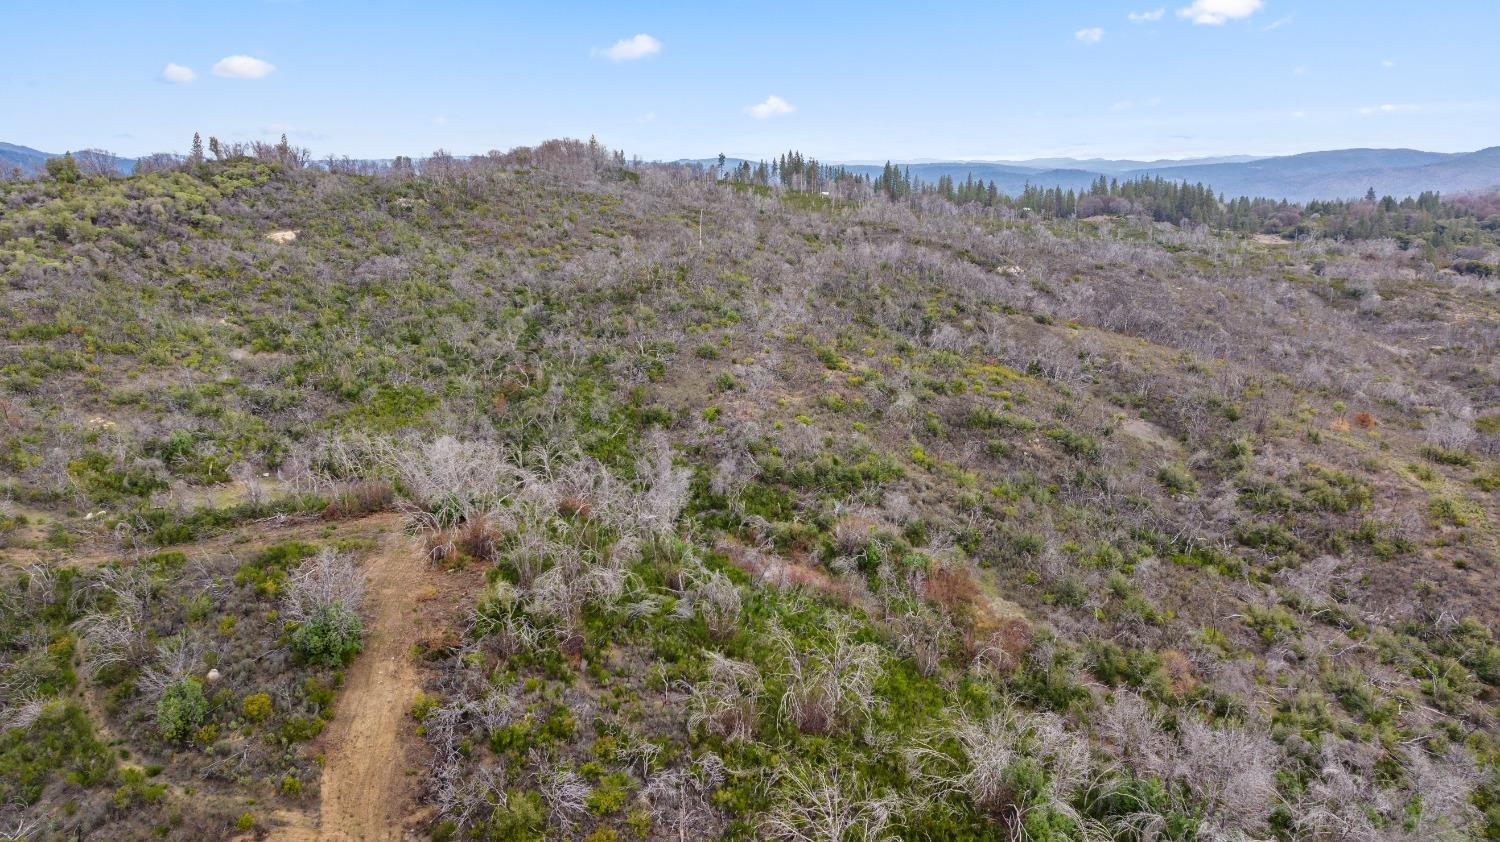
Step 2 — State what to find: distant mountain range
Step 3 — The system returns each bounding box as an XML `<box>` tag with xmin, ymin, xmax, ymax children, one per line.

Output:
<box><xmin>690</xmin><ymin>146</ymin><xmax>1500</xmax><ymax>202</ymax></box>
<box><xmin>1</xmin><ymin>142</ymin><xmax>136</xmax><ymax>177</ymax></box>
<box><xmin>8</xmin><ymin>140</ymin><xmax>1499</xmax><ymax>202</ymax></box>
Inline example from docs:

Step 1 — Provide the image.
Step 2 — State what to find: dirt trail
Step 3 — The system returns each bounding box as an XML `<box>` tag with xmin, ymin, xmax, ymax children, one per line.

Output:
<box><xmin>269</xmin><ymin>521</ymin><xmax>425</xmax><ymax>842</ymax></box>
<box><xmin>317</xmin><ymin>529</ymin><xmax>423</xmax><ymax>841</ymax></box>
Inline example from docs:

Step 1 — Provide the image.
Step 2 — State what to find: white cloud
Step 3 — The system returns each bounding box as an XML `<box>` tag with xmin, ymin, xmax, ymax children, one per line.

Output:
<box><xmin>1263</xmin><ymin>14</ymin><xmax>1294</xmax><ymax>30</ymax></box>
<box><xmin>1176</xmin><ymin>0</ymin><xmax>1263</xmax><ymax>25</ymax></box>
<box><xmin>1381</xmin><ymin>58</ymin><xmax>1396</xmax><ymax>68</ymax></box>
<box><xmin>212</xmin><ymin>55</ymin><xmax>276</xmax><ymax>79</ymax></box>
<box><xmin>745</xmin><ymin>95</ymin><xmax>795</xmax><ymax>119</ymax></box>
<box><xmin>161</xmin><ymin>63</ymin><xmax>197</xmax><ymax>83</ymax></box>
<box><xmin>1358</xmin><ymin>104</ymin><xmax>1404</xmax><ymax>115</ymax></box>
<box><xmin>638</xmin><ymin>111</ymin><xmax>657</xmax><ymax>123</ymax></box>
<box><xmin>599</xmin><ymin>34</ymin><xmax>661</xmax><ymax>61</ymax></box>
<box><xmin>1075</xmin><ymin>27</ymin><xmax>1105</xmax><ymax>44</ymax></box>
<box><xmin>1128</xmin><ymin>8</ymin><xmax>1165</xmax><ymax>22</ymax></box>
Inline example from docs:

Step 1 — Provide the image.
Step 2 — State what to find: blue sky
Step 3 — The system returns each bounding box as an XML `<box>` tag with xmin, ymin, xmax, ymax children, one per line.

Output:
<box><xmin>3</xmin><ymin>0</ymin><xmax>1496</xmax><ymax>162</ymax></box>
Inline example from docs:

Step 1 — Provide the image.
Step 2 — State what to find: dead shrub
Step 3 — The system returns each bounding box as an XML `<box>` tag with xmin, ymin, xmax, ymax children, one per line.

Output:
<box><xmin>1353</xmin><ymin>411</ymin><xmax>1377</xmax><ymax>429</ymax></box>
<box><xmin>923</xmin><ymin>565</ymin><xmax>981</xmax><ymax>620</ymax></box>
<box><xmin>321</xmin><ymin>481</ymin><xmax>395</xmax><ymax>519</ymax></box>
<box><xmin>425</xmin><ymin>515</ymin><xmax>504</xmax><ymax>566</ymax></box>
<box><xmin>1160</xmin><ymin>649</ymin><xmax>1197</xmax><ymax>694</ymax></box>
<box><xmin>966</xmin><ymin>617</ymin><xmax>1033</xmax><ymax>675</ymax></box>
<box><xmin>557</xmin><ymin>494</ymin><xmax>592</xmax><ymax>520</ymax></box>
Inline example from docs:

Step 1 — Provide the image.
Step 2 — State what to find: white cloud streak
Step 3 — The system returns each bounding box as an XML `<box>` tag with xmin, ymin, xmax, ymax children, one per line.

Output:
<box><xmin>1177</xmin><ymin>0</ymin><xmax>1263</xmax><ymax>25</ymax></box>
<box><xmin>599</xmin><ymin>34</ymin><xmax>661</xmax><ymax>61</ymax></box>
<box><xmin>1128</xmin><ymin>8</ymin><xmax>1165</xmax><ymax>22</ymax></box>
<box><xmin>161</xmin><ymin>63</ymin><xmax>196</xmax><ymax>83</ymax></box>
<box><xmin>212</xmin><ymin>55</ymin><xmax>276</xmax><ymax>79</ymax></box>
<box><xmin>745</xmin><ymin>95</ymin><xmax>795</xmax><ymax>119</ymax></box>
<box><xmin>1075</xmin><ymin>27</ymin><xmax>1105</xmax><ymax>44</ymax></box>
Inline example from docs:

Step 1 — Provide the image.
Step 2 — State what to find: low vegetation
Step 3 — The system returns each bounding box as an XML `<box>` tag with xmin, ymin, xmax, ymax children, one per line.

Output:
<box><xmin>1</xmin><ymin>136</ymin><xmax>1496</xmax><ymax>840</ymax></box>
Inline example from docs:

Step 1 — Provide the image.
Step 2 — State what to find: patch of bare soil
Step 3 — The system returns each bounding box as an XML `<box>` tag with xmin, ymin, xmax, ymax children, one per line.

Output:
<box><xmin>1119</xmin><ymin>417</ymin><xmax>1184</xmax><ymax>455</ymax></box>
<box><xmin>271</xmin><ymin>521</ymin><xmax>427</xmax><ymax>842</ymax></box>
<box><xmin>265</xmin><ymin>230</ymin><xmax>300</xmax><ymax>244</ymax></box>
<box><xmin>3</xmin><ymin>511</ymin><xmax>331</xmax><ymax>571</ymax></box>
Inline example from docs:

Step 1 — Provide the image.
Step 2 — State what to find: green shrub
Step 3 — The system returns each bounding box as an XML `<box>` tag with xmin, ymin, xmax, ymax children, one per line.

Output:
<box><xmin>483</xmin><ymin>789</ymin><xmax>545</xmax><ymax>840</ymax></box>
<box><xmin>291</xmin><ymin>603</ymin><xmax>364</xmax><ymax>667</ymax></box>
<box><xmin>0</xmin><ymin>703</ymin><xmax>113</xmax><ymax>805</ymax></box>
<box><xmin>587</xmin><ymin>771</ymin><xmax>632</xmax><ymax>815</ymax></box>
<box><xmin>1299</xmin><ymin>466</ymin><xmax>1371</xmax><ymax>513</ymax></box>
<box><xmin>278</xmin><ymin>715</ymin><xmax>327</xmax><ymax>743</ymax></box>
<box><xmin>1234</xmin><ymin>521</ymin><xmax>1303</xmax><ymax>557</ymax></box>
<box><xmin>156</xmin><ymin>678</ymin><xmax>209</xmax><ymax>741</ymax></box>
<box><xmin>241</xmin><ymin>693</ymin><xmax>272</xmax><ymax>723</ymax></box>
<box><xmin>966</xmin><ymin>406</ymin><xmax>1035</xmax><ymax>432</ymax></box>
<box><xmin>1156</xmin><ymin>463</ymin><xmax>1197</xmax><ymax>495</ymax></box>
<box><xmin>1044</xmin><ymin>425</ymin><xmax>1101</xmax><ymax>460</ymax></box>
<box><xmin>1422</xmin><ymin>446</ymin><xmax>1473</xmax><ymax>467</ymax></box>
<box><xmin>410</xmin><ymin>692</ymin><xmax>439</xmax><ymax>721</ymax></box>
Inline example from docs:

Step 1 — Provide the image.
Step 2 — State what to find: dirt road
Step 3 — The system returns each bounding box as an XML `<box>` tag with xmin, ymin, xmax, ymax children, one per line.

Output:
<box><xmin>269</xmin><ymin>520</ymin><xmax>424</xmax><ymax>841</ymax></box>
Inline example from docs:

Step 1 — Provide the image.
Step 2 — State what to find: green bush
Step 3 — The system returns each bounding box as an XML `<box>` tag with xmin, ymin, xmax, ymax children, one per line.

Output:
<box><xmin>156</xmin><ymin>678</ymin><xmax>209</xmax><ymax>741</ymax></box>
<box><xmin>483</xmin><ymin>789</ymin><xmax>546</xmax><ymax>840</ymax></box>
<box><xmin>1299</xmin><ymin>466</ymin><xmax>1371</xmax><ymax>513</ymax></box>
<box><xmin>291</xmin><ymin>603</ymin><xmax>364</xmax><ymax>667</ymax></box>
<box><xmin>1156</xmin><ymin>463</ymin><xmax>1197</xmax><ymax>495</ymax></box>
<box><xmin>0</xmin><ymin>703</ymin><xmax>113</xmax><ymax>805</ymax></box>
<box><xmin>587</xmin><ymin>771</ymin><xmax>632</xmax><ymax>815</ymax></box>
<box><xmin>1043</xmin><ymin>425</ymin><xmax>1101</xmax><ymax>460</ymax></box>
<box><xmin>966</xmin><ymin>406</ymin><xmax>1035</xmax><ymax>432</ymax></box>
<box><xmin>241</xmin><ymin>693</ymin><xmax>272</xmax><ymax>723</ymax></box>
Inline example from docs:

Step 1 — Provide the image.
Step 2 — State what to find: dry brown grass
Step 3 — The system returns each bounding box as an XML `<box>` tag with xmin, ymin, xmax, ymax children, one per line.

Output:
<box><xmin>322</xmin><ymin>481</ymin><xmax>396</xmax><ymax>520</ymax></box>
<box><xmin>923</xmin><ymin>566</ymin><xmax>982</xmax><ymax>620</ymax></box>
<box><xmin>717</xmin><ymin>538</ymin><xmax>857</xmax><ymax>606</ymax></box>
<box><xmin>425</xmin><ymin>517</ymin><xmax>502</xmax><ymax>567</ymax></box>
<box><xmin>1161</xmin><ymin>649</ymin><xmax>1197</xmax><ymax>694</ymax></box>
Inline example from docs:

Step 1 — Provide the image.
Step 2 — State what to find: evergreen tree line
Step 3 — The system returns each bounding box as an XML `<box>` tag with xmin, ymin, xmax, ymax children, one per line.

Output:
<box><xmin>718</xmin><ymin>149</ymin><xmax>1500</xmax><ymax>250</ymax></box>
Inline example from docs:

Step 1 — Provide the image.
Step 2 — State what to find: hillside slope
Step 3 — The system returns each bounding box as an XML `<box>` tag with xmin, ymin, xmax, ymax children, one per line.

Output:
<box><xmin>839</xmin><ymin>148</ymin><xmax>1500</xmax><ymax>201</ymax></box>
<box><xmin>1137</xmin><ymin>147</ymin><xmax>1500</xmax><ymax>201</ymax></box>
<box><xmin>1</xmin><ymin>142</ymin><xmax>136</xmax><ymax>177</ymax></box>
<box><xmin>1</xmin><ymin>144</ymin><xmax>1497</xmax><ymax>841</ymax></box>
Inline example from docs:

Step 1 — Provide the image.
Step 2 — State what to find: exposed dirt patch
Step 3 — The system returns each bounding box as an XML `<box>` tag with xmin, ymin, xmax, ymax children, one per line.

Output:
<box><xmin>1119</xmin><ymin>417</ymin><xmax>1184</xmax><ymax>455</ymax></box>
<box><xmin>318</xmin><ymin>525</ymin><xmax>423</xmax><ymax>834</ymax></box>
<box><xmin>265</xmin><ymin>230</ymin><xmax>300</xmax><ymax>244</ymax></box>
<box><xmin>272</xmin><ymin>521</ymin><xmax>426</xmax><ymax>842</ymax></box>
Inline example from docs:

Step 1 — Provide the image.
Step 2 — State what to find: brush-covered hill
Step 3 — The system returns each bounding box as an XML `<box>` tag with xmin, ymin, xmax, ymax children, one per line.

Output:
<box><xmin>1</xmin><ymin>140</ymin><xmax>1498</xmax><ymax>841</ymax></box>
